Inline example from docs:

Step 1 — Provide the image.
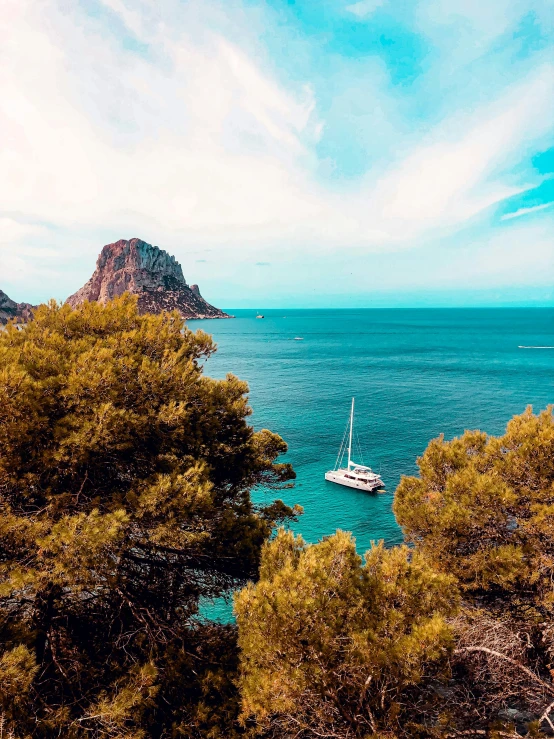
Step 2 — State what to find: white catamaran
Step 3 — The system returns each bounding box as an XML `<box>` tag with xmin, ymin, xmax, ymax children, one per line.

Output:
<box><xmin>325</xmin><ymin>398</ymin><xmax>384</xmax><ymax>493</ymax></box>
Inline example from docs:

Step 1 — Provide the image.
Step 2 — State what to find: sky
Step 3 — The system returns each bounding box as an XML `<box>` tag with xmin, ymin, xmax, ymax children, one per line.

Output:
<box><xmin>1</xmin><ymin>0</ymin><xmax>553</xmax><ymax>308</ymax></box>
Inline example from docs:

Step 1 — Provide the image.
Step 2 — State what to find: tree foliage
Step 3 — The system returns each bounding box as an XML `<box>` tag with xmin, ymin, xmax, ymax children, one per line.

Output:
<box><xmin>3</xmin><ymin>296</ymin><xmax>554</xmax><ymax>737</ymax></box>
<box><xmin>235</xmin><ymin>529</ymin><xmax>458</xmax><ymax>737</ymax></box>
<box><xmin>236</xmin><ymin>407</ymin><xmax>554</xmax><ymax>737</ymax></box>
<box><xmin>394</xmin><ymin>407</ymin><xmax>554</xmax><ymax>734</ymax></box>
<box><xmin>394</xmin><ymin>407</ymin><xmax>554</xmax><ymax>614</ymax></box>
<box><xmin>0</xmin><ymin>295</ymin><xmax>296</xmax><ymax>737</ymax></box>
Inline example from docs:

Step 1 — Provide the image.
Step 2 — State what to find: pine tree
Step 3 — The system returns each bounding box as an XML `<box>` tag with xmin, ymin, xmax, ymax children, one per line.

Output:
<box><xmin>394</xmin><ymin>407</ymin><xmax>554</xmax><ymax>733</ymax></box>
<box><xmin>0</xmin><ymin>296</ymin><xmax>297</xmax><ymax>737</ymax></box>
<box><xmin>394</xmin><ymin>406</ymin><xmax>554</xmax><ymax>614</ymax></box>
<box><xmin>235</xmin><ymin>529</ymin><xmax>458</xmax><ymax>737</ymax></box>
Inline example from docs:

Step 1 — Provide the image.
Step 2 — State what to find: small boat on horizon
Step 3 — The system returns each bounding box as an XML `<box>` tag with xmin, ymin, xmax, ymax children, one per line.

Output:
<box><xmin>256</xmin><ymin>314</ymin><xmax>264</xmax><ymax>319</ymax></box>
<box><xmin>325</xmin><ymin>398</ymin><xmax>384</xmax><ymax>493</ymax></box>
<box><xmin>294</xmin><ymin>337</ymin><xmax>304</xmax><ymax>340</ymax></box>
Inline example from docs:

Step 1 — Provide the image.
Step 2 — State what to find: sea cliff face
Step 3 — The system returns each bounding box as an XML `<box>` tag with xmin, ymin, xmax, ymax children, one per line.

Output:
<box><xmin>0</xmin><ymin>290</ymin><xmax>35</xmax><ymax>326</ymax></box>
<box><xmin>67</xmin><ymin>238</ymin><xmax>230</xmax><ymax>319</ymax></box>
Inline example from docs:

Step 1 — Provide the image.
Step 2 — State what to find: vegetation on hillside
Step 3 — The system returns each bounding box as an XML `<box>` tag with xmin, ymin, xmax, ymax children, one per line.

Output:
<box><xmin>236</xmin><ymin>532</ymin><xmax>458</xmax><ymax>737</ymax></box>
<box><xmin>1</xmin><ymin>298</ymin><xmax>553</xmax><ymax>738</ymax></box>
<box><xmin>235</xmin><ymin>407</ymin><xmax>554</xmax><ymax>738</ymax></box>
<box><xmin>0</xmin><ymin>296</ymin><xmax>297</xmax><ymax>737</ymax></box>
<box><xmin>394</xmin><ymin>408</ymin><xmax>554</xmax><ymax>734</ymax></box>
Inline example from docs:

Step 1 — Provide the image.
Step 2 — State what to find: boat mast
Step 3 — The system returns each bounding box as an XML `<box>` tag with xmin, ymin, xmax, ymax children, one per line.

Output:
<box><xmin>348</xmin><ymin>397</ymin><xmax>354</xmax><ymax>469</ymax></box>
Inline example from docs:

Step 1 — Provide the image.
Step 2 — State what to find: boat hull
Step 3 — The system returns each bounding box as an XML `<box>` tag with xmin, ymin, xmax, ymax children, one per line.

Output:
<box><xmin>325</xmin><ymin>470</ymin><xmax>384</xmax><ymax>493</ymax></box>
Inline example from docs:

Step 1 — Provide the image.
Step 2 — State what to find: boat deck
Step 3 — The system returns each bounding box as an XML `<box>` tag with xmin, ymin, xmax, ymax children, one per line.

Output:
<box><xmin>325</xmin><ymin>468</ymin><xmax>383</xmax><ymax>493</ymax></box>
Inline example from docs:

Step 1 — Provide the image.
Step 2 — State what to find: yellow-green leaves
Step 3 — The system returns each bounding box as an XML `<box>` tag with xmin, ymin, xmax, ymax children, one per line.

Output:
<box><xmin>394</xmin><ymin>407</ymin><xmax>554</xmax><ymax>610</ymax></box>
<box><xmin>37</xmin><ymin>509</ymin><xmax>128</xmax><ymax>587</ymax></box>
<box><xmin>0</xmin><ymin>294</ymin><xmax>295</xmax><ymax>737</ymax></box>
<box><xmin>80</xmin><ymin>663</ymin><xmax>159</xmax><ymax>739</ymax></box>
<box><xmin>0</xmin><ymin>644</ymin><xmax>38</xmax><ymax>736</ymax></box>
<box><xmin>0</xmin><ymin>644</ymin><xmax>38</xmax><ymax>699</ymax></box>
<box><xmin>235</xmin><ymin>530</ymin><xmax>457</xmax><ymax>736</ymax></box>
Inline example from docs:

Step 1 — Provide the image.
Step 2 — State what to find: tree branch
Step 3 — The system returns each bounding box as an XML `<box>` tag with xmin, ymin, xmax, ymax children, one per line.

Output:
<box><xmin>539</xmin><ymin>697</ymin><xmax>554</xmax><ymax>731</ymax></box>
<box><xmin>454</xmin><ymin>646</ymin><xmax>554</xmax><ymax>696</ymax></box>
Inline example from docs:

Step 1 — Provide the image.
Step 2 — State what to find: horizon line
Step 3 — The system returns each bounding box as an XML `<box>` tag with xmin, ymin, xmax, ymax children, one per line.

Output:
<box><xmin>208</xmin><ymin>304</ymin><xmax>554</xmax><ymax>312</ymax></box>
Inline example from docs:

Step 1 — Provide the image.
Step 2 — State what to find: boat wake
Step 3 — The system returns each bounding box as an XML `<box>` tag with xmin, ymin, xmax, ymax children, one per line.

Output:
<box><xmin>518</xmin><ymin>346</ymin><xmax>554</xmax><ymax>349</ymax></box>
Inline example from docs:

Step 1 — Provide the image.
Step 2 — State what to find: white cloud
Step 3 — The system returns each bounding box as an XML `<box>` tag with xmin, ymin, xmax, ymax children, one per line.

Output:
<box><xmin>0</xmin><ymin>0</ymin><xmax>553</xmax><ymax>304</ymax></box>
<box><xmin>365</xmin><ymin>66</ymin><xmax>554</xmax><ymax>238</ymax></box>
<box><xmin>345</xmin><ymin>0</ymin><xmax>385</xmax><ymax>19</ymax></box>
<box><xmin>0</xmin><ymin>219</ymin><xmax>46</xmax><ymax>243</ymax></box>
<box><xmin>97</xmin><ymin>0</ymin><xmax>146</xmax><ymax>40</ymax></box>
<box><xmin>0</xmin><ymin>251</ymin><xmax>27</xmax><ymax>280</ymax></box>
<box><xmin>0</xmin><ymin>0</ymin><xmax>326</xmax><ymax>244</ymax></box>
<box><xmin>417</xmin><ymin>0</ymin><xmax>522</xmax><ymax>43</ymax></box>
<box><xmin>501</xmin><ymin>203</ymin><xmax>553</xmax><ymax>220</ymax></box>
<box><xmin>443</xmin><ymin>222</ymin><xmax>554</xmax><ymax>287</ymax></box>
<box><xmin>415</xmin><ymin>0</ymin><xmax>553</xmax><ymax>61</ymax></box>
<box><xmin>0</xmin><ymin>218</ymin><xmax>61</xmax><ymax>291</ymax></box>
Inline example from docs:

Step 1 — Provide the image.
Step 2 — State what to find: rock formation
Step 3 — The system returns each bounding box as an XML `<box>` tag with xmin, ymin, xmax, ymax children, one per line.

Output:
<box><xmin>66</xmin><ymin>238</ymin><xmax>230</xmax><ymax>319</ymax></box>
<box><xmin>0</xmin><ymin>290</ymin><xmax>35</xmax><ymax>326</ymax></box>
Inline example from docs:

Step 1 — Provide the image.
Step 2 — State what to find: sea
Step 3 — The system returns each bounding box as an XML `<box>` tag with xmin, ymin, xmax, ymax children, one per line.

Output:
<box><xmin>189</xmin><ymin>308</ymin><xmax>554</xmax><ymax>615</ymax></box>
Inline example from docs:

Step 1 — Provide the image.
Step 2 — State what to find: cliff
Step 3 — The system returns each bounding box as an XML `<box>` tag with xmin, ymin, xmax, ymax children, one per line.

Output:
<box><xmin>0</xmin><ymin>290</ymin><xmax>35</xmax><ymax>326</ymax></box>
<box><xmin>66</xmin><ymin>238</ymin><xmax>230</xmax><ymax>319</ymax></box>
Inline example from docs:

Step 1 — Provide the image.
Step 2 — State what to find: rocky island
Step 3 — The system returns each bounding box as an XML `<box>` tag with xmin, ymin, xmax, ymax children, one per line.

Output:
<box><xmin>0</xmin><ymin>289</ymin><xmax>35</xmax><ymax>326</ymax></box>
<box><xmin>67</xmin><ymin>238</ymin><xmax>230</xmax><ymax>319</ymax></box>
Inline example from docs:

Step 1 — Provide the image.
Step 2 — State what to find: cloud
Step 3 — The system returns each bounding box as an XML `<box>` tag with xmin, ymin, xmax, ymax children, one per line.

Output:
<box><xmin>2</xmin><ymin>0</ymin><xmax>550</xmax><ymax>248</ymax></box>
<box><xmin>441</xmin><ymin>222</ymin><xmax>554</xmax><ymax>288</ymax></box>
<box><xmin>0</xmin><ymin>218</ymin><xmax>46</xmax><ymax>243</ymax></box>
<box><xmin>98</xmin><ymin>0</ymin><xmax>146</xmax><ymax>40</ymax></box>
<box><xmin>501</xmin><ymin>203</ymin><xmax>553</xmax><ymax>220</ymax></box>
<box><xmin>345</xmin><ymin>0</ymin><xmax>385</xmax><ymax>19</ymax></box>
<box><xmin>366</xmin><ymin>66</ymin><xmax>554</xmax><ymax>237</ymax></box>
<box><xmin>0</xmin><ymin>250</ymin><xmax>27</xmax><ymax>280</ymax></box>
<box><xmin>0</xmin><ymin>0</ymin><xmax>553</xmax><ymax>304</ymax></box>
<box><xmin>0</xmin><ymin>0</ymin><xmax>327</xmax><ymax>244</ymax></box>
<box><xmin>0</xmin><ymin>218</ymin><xmax>61</xmax><ymax>289</ymax></box>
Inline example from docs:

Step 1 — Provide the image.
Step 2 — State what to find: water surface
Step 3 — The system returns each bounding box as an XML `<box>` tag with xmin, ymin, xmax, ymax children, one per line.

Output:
<box><xmin>189</xmin><ymin>308</ymin><xmax>554</xmax><ymax>552</ymax></box>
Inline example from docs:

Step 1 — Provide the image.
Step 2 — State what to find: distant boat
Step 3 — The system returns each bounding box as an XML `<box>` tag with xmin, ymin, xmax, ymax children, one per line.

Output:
<box><xmin>325</xmin><ymin>398</ymin><xmax>384</xmax><ymax>493</ymax></box>
<box><xmin>256</xmin><ymin>314</ymin><xmax>264</xmax><ymax>319</ymax></box>
<box><xmin>294</xmin><ymin>337</ymin><xmax>304</xmax><ymax>341</ymax></box>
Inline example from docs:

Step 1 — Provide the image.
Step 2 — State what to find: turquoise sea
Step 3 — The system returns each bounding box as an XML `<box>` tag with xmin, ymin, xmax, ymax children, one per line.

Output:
<box><xmin>189</xmin><ymin>308</ymin><xmax>554</xmax><ymax>554</ymax></box>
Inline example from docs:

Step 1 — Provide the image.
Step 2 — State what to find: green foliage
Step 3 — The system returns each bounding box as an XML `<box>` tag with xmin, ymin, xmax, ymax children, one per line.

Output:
<box><xmin>0</xmin><ymin>295</ymin><xmax>296</xmax><ymax>737</ymax></box>
<box><xmin>394</xmin><ymin>407</ymin><xmax>554</xmax><ymax>614</ymax></box>
<box><xmin>4</xmin><ymin>296</ymin><xmax>552</xmax><ymax>737</ymax></box>
<box><xmin>235</xmin><ymin>529</ymin><xmax>458</xmax><ymax>737</ymax></box>
<box><xmin>0</xmin><ymin>643</ymin><xmax>38</xmax><ymax>735</ymax></box>
<box><xmin>394</xmin><ymin>407</ymin><xmax>554</xmax><ymax>735</ymax></box>
<box><xmin>155</xmin><ymin>623</ymin><xmax>244</xmax><ymax>739</ymax></box>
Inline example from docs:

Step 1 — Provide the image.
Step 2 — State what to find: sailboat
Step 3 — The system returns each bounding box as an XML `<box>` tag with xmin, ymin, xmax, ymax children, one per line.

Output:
<box><xmin>324</xmin><ymin>398</ymin><xmax>384</xmax><ymax>493</ymax></box>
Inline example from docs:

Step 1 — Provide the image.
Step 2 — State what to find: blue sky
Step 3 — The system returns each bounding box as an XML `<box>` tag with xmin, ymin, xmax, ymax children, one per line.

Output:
<box><xmin>1</xmin><ymin>0</ymin><xmax>553</xmax><ymax>307</ymax></box>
